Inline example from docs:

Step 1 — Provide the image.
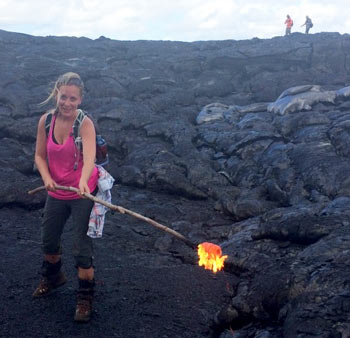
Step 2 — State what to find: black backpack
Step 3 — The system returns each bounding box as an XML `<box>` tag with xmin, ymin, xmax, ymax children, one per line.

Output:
<box><xmin>45</xmin><ymin>109</ymin><xmax>109</xmax><ymax>168</ymax></box>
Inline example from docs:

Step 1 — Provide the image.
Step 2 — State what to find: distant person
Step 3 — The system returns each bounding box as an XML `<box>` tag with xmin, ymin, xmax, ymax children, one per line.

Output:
<box><xmin>285</xmin><ymin>15</ymin><xmax>293</xmax><ymax>36</ymax></box>
<box><xmin>301</xmin><ymin>16</ymin><xmax>313</xmax><ymax>34</ymax></box>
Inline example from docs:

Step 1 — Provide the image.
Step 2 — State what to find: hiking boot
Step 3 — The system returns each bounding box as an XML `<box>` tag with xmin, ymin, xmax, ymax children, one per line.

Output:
<box><xmin>74</xmin><ymin>279</ymin><xmax>94</xmax><ymax>323</ymax></box>
<box><xmin>32</xmin><ymin>271</ymin><xmax>67</xmax><ymax>297</ymax></box>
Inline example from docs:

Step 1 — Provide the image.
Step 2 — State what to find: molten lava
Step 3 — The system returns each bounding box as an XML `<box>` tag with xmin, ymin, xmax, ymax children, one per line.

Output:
<box><xmin>197</xmin><ymin>242</ymin><xmax>228</xmax><ymax>273</ymax></box>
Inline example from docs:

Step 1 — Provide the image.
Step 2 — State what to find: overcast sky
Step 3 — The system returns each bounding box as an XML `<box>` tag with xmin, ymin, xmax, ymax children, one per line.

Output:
<box><xmin>0</xmin><ymin>0</ymin><xmax>348</xmax><ymax>41</ymax></box>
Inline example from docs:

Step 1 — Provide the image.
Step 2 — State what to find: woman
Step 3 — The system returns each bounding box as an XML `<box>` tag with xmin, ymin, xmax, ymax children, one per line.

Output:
<box><xmin>33</xmin><ymin>72</ymin><xmax>99</xmax><ymax>323</ymax></box>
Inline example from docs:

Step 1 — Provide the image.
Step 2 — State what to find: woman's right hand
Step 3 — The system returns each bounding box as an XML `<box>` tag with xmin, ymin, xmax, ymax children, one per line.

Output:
<box><xmin>44</xmin><ymin>178</ymin><xmax>57</xmax><ymax>191</ymax></box>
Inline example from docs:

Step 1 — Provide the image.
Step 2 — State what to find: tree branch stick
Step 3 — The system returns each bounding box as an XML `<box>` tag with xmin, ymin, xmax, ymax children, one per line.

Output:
<box><xmin>28</xmin><ymin>185</ymin><xmax>197</xmax><ymax>249</ymax></box>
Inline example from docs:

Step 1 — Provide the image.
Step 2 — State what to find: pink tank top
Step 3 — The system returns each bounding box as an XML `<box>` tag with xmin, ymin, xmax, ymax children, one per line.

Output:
<box><xmin>47</xmin><ymin>114</ymin><xmax>98</xmax><ymax>200</ymax></box>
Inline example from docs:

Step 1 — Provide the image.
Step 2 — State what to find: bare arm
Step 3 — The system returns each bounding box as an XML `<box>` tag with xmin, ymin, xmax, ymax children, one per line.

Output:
<box><xmin>34</xmin><ymin>113</ymin><xmax>57</xmax><ymax>191</ymax></box>
<box><xmin>78</xmin><ymin>116</ymin><xmax>96</xmax><ymax>194</ymax></box>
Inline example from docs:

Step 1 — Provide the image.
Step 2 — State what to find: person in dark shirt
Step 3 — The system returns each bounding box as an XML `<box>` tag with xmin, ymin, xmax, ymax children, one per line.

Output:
<box><xmin>301</xmin><ymin>16</ymin><xmax>313</xmax><ymax>34</ymax></box>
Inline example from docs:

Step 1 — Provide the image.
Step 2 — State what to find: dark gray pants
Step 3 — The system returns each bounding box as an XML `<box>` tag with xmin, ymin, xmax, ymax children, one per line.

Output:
<box><xmin>41</xmin><ymin>194</ymin><xmax>95</xmax><ymax>268</ymax></box>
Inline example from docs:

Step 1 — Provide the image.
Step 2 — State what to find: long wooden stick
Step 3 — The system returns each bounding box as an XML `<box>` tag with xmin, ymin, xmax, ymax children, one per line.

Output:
<box><xmin>28</xmin><ymin>185</ymin><xmax>197</xmax><ymax>249</ymax></box>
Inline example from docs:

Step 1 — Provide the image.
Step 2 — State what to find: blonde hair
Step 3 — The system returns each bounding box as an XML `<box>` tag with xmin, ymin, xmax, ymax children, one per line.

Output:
<box><xmin>39</xmin><ymin>72</ymin><xmax>84</xmax><ymax>107</ymax></box>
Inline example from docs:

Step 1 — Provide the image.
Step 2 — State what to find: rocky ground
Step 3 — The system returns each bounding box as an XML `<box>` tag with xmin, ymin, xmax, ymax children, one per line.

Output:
<box><xmin>2</xmin><ymin>29</ymin><xmax>350</xmax><ymax>337</ymax></box>
<box><xmin>0</xmin><ymin>185</ymin><xmax>235</xmax><ymax>338</ymax></box>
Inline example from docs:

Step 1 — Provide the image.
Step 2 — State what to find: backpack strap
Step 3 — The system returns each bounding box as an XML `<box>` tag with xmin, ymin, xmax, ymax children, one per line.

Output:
<box><xmin>72</xmin><ymin>109</ymin><xmax>87</xmax><ymax>170</ymax></box>
<box><xmin>73</xmin><ymin>109</ymin><xmax>86</xmax><ymax>141</ymax></box>
<box><xmin>45</xmin><ymin>112</ymin><xmax>54</xmax><ymax>137</ymax></box>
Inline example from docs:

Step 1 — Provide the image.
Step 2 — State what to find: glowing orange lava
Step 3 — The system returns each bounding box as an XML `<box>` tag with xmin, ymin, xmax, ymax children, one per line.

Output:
<box><xmin>197</xmin><ymin>242</ymin><xmax>228</xmax><ymax>273</ymax></box>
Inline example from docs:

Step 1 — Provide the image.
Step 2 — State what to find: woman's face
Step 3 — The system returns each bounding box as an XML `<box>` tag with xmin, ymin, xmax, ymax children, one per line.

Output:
<box><xmin>56</xmin><ymin>85</ymin><xmax>82</xmax><ymax>117</ymax></box>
